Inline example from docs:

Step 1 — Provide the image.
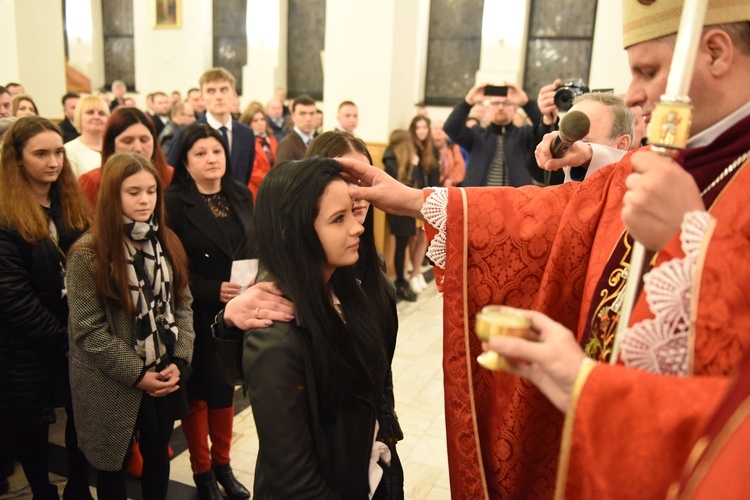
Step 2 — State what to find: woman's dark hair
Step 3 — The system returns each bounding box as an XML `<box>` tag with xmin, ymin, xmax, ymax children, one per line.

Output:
<box><xmin>306</xmin><ymin>130</ymin><xmax>373</xmax><ymax>164</ymax></box>
<box><xmin>101</xmin><ymin>107</ymin><xmax>171</xmax><ymax>185</ymax></box>
<box><xmin>305</xmin><ymin>130</ymin><xmax>395</xmax><ymax>345</ymax></box>
<box><xmin>254</xmin><ymin>158</ymin><xmax>387</xmax><ymax>419</ymax></box>
<box><xmin>170</xmin><ymin>123</ymin><xmax>234</xmax><ymax>190</ymax></box>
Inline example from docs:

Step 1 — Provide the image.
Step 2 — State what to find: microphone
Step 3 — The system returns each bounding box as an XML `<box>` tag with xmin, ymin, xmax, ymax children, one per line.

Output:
<box><xmin>550</xmin><ymin>110</ymin><xmax>590</xmax><ymax>158</ymax></box>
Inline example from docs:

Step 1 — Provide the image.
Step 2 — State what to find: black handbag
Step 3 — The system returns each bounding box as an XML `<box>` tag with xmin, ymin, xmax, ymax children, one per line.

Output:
<box><xmin>211</xmin><ymin>314</ymin><xmax>246</xmax><ymax>386</ymax></box>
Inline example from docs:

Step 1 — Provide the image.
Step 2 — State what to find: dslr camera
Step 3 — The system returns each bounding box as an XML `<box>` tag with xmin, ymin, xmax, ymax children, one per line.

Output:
<box><xmin>554</xmin><ymin>79</ymin><xmax>590</xmax><ymax>112</ymax></box>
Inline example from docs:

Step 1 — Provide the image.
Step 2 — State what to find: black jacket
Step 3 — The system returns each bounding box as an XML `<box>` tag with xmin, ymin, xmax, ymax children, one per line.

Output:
<box><xmin>443</xmin><ymin>99</ymin><xmax>543</xmax><ymax>187</ymax></box>
<box><xmin>165</xmin><ymin>180</ymin><xmax>254</xmax><ymax>406</ymax></box>
<box><xmin>0</xmin><ymin>198</ymin><xmax>83</xmax><ymax>426</ymax></box>
<box><xmin>243</xmin><ymin>319</ymin><xmax>379</xmax><ymax>499</ymax></box>
<box><xmin>234</xmin><ymin>261</ymin><xmax>394</xmax><ymax>499</ymax></box>
<box><xmin>59</xmin><ymin>118</ymin><xmax>80</xmax><ymax>144</ymax></box>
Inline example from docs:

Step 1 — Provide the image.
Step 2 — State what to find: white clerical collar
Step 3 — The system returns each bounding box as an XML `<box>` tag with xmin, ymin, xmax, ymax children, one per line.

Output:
<box><xmin>206</xmin><ymin>112</ymin><xmax>233</xmax><ymax>132</ymax></box>
<box><xmin>294</xmin><ymin>126</ymin><xmax>314</xmax><ymax>145</ymax></box>
<box><xmin>688</xmin><ymin>100</ymin><xmax>750</xmax><ymax>148</ymax></box>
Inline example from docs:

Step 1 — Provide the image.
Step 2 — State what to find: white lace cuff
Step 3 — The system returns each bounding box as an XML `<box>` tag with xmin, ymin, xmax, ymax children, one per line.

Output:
<box><xmin>619</xmin><ymin>210</ymin><xmax>713</xmax><ymax>375</ymax></box>
<box><xmin>422</xmin><ymin>188</ymin><xmax>449</xmax><ymax>269</ymax></box>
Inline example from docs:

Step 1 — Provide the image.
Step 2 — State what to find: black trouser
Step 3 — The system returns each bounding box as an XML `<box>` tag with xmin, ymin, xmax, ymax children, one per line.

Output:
<box><xmin>0</xmin><ymin>422</ymin><xmax>57</xmax><ymax>499</ymax></box>
<box><xmin>95</xmin><ymin>422</ymin><xmax>174</xmax><ymax>500</ymax></box>
<box><xmin>63</xmin><ymin>403</ymin><xmax>92</xmax><ymax>498</ymax></box>
<box><xmin>394</xmin><ymin>236</ymin><xmax>409</xmax><ymax>284</ymax></box>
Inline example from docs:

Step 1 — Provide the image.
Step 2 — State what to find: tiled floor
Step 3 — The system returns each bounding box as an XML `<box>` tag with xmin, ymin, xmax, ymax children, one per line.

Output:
<box><xmin>3</xmin><ymin>282</ymin><xmax>450</xmax><ymax>499</ymax></box>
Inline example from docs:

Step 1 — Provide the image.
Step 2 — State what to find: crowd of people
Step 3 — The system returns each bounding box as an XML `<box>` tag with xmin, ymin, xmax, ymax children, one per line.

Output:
<box><xmin>1</xmin><ymin>0</ymin><xmax>749</xmax><ymax>499</ymax></box>
<box><xmin>0</xmin><ymin>63</ymin><xmax>419</xmax><ymax>499</ymax></box>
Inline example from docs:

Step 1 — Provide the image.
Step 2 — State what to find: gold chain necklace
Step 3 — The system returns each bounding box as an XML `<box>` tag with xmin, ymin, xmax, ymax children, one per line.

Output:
<box><xmin>700</xmin><ymin>149</ymin><xmax>750</xmax><ymax>197</ymax></box>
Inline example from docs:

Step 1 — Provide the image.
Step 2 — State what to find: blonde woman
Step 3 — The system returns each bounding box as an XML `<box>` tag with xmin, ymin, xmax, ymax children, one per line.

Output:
<box><xmin>64</xmin><ymin>95</ymin><xmax>110</xmax><ymax>178</ymax></box>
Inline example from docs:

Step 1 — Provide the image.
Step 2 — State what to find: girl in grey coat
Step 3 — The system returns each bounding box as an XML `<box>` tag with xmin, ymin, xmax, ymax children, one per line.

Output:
<box><xmin>67</xmin><ymin>153</ymin><xmax>194</xmax><ymax>500</ymax></box>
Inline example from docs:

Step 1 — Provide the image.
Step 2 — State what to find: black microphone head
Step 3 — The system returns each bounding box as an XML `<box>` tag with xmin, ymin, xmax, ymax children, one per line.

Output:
<box><xmin>558</xmin><ymin>110</ymin><xmax>590</xmax><ymax>143</ymax></box>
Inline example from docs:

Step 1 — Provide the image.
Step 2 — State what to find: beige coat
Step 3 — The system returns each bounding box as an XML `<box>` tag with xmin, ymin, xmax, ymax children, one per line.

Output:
<box><xmin>66</xmin><ymin>233</ymin><xmax>194</xmax><ymax>471</ymax></box>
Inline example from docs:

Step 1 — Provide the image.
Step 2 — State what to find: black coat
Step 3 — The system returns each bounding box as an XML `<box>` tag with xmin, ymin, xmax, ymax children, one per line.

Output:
<box><xmin>164</xmin><ymin>181</ymin><xmax>254</xmax><ymax>407</ymax></box>
<box><xmin>0</xmin><ymin>200</ymin><xmax>83</xmax><ymax>426</ymax></box>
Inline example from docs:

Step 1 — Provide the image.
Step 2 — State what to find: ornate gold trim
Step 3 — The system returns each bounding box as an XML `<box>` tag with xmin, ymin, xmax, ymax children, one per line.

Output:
<box><xmin>554</xmin><ymin>359</ymin><xmax>598</xmax><ymax>500</ymax></box>
<box><xmin>460</xmin><ymin>187</ymin><xmax>489</xmax><ymax>500</ymax></box>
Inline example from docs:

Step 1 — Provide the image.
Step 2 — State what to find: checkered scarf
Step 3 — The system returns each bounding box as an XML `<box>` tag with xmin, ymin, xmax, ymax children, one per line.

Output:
<box><xmin>123</xmin><ymin>214</ymin><xmax>178</xmax><ymax>371</ymax></box>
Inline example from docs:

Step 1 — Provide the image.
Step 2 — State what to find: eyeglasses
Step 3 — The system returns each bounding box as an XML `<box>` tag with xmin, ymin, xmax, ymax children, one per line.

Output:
<box><xmin>488</xmin><ymin>101</ymin><xmax>515</xmax><ymax>108</ymax></box>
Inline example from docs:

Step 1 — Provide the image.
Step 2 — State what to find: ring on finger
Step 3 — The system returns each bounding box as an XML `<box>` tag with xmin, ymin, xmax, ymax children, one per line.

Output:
<box><xmin>255</xmin><ymin>307</ymin><xmax>261</xmax><ymax>318</ymax></box>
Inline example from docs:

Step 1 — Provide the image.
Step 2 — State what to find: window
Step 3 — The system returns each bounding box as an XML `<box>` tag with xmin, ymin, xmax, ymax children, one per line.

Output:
<box><xmin>287</xmin><ymin>0</ymin><xmax>325</xmax><ymax>100</ymax></box>
<box><xmin>213</xmin><ymin>0</ymin><xmax>248</xmax><ymax>95</ymax></box>
<box><xmin>102</xmin><ymin>0</ymin><xmax>135</xmax><ymax>90</ymax></box>
<box><xmin>523</xmin><ymin>0</ymin><xmax>598</xmax><ymax>98</ymax></box>
<box><xmin>424</xmin><ymin>0</ymin><xmax>484</xmax><ymax>106</ymax></box>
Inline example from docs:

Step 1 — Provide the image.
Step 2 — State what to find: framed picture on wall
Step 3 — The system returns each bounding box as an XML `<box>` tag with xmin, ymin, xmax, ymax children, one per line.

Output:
<box><xmin>153</xmin><ymin>0</ymin><xmax>182</xmax><ymax>29</ymax></box>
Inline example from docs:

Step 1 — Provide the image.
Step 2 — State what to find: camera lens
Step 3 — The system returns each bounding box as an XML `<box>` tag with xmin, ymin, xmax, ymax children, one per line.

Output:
<box><xmin>554</xmin><ymin>88</ymin><xmax>575</xmax><ymax>112</ymax></box>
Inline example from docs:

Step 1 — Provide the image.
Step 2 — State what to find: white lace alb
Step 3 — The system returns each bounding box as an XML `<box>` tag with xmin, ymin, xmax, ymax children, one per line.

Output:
<box><xmin>422</xmin><ymin>188</ymin><xmax>449</xmax><ymax>273</ymax></box>
<box><xmin>619</xmin><ymin>211</ymin><xmax>713</xmax><ymax>375</ymax></box>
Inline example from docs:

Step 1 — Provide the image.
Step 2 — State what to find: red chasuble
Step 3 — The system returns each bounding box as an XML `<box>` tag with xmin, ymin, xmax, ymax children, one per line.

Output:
<box><xmin>673</xmin><ymin>350</ymin><xmax>750</xmax><ymax>499</ymax></box>
<box><xmin>427</xmin><ymin>113</ymin><xmax>750</xmax><ymax>499</ymax></box>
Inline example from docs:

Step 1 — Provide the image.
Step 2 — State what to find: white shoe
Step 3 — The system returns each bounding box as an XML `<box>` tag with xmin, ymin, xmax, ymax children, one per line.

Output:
<box><xmin>409</xmin><ymin>276</ymin><xmax>425</xmax><ymax>294</ymax></box>
<box><xmin>418</xmin><ymin>274</ymin><xmax>428</xmax><ymax>290</ymax></box>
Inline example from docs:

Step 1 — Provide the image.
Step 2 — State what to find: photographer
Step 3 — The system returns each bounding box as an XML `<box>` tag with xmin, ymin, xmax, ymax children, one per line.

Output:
<box><xmin>526</xmin><ymin>79</ymin><xmax>567</xmax><ymax>185</ymax></box>
<box><xmin>442</xmin><ymin>82</ymin><xmax>542</xmax><ymax>187</ymax></box>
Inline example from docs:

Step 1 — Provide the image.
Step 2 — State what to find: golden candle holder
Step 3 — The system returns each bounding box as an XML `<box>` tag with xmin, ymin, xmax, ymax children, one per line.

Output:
<box><xmin>475</xmin><ymin>306</ymin><xmax>531</xmax><ymax>371</ymax></box>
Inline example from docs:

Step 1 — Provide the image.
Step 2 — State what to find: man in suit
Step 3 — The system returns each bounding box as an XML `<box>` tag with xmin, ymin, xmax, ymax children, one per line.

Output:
<box><xmin>58</xmin><ymin>92</ymin><xmax>80</xmax><ymax>143</ymax></box>
<box><xmin>265</xmin><ymin>99</ymin><xmax>286</xmax><ymax>142</ymax></box>
<box><xmin>275</xmin><ymin>95</ymin><xmax>316</xmax><ymax>164</ymax></box>
<box><xmin>168</xmin><ymin>68</ymin><xmax>255</xmax><ymax>185</ymax></box>
<box><xmin>109</xmin><ymin>80</ymin><xmax>127</xmax><ymax>110</ymax></box>
<box><xmin>186</xmin><ymin>88</ymin><xmax>206</xmax><ymax>120</ymax></box>
<box><xmin>159</xmin><ymin>100</ymin><xmax>195</xmax><ymax>156</ymax></box>
<box><xmin>145</xmin><ymin>91</ymin><xmax>170</xmax><ymax>137</ymax></box>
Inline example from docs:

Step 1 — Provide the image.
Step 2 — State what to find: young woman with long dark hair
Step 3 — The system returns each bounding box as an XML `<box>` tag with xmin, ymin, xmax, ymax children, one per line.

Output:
<box><xmin>164</xmin><ymin>123</ymin><xmax>252</xmax><ymax>499</ymax></box>
<box><xmin>0</xmin><ymin>116</ymin><xmax>93</xmax><ymax>499</ymax></box>
<box><xmin>67</xmin><ymin>153</ymin><xmax>194</xmax><ymax>500</ymax></box>
<box><xmin>79</xmin><ymin>107</ymin><xmax>173</xmax><ymax>206</ymax></box>
<box><xmin>243</xmin><ymin>158</ymin><xmax>395</xmax><ymax>498</ymax></box>
<box><xmin>407</xmin><ymin>115</ymin><xmax>439</xmax><ymax>295</ymax></box>
<box><xmin>306</xmin><ymin>130</ymin><xmax>405</xmax><ymax>498</ymax></box>
<box><xmin>382</xmin><ymin>130</ymin><xmax>419</xmax><ymax>301</ymax></box>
